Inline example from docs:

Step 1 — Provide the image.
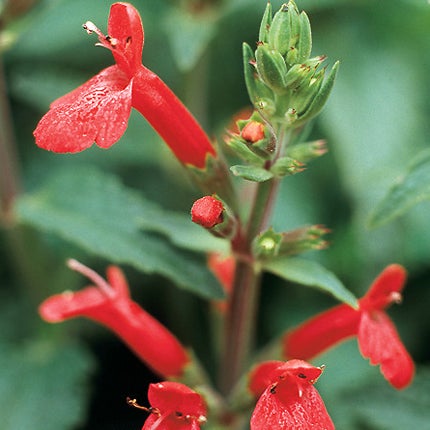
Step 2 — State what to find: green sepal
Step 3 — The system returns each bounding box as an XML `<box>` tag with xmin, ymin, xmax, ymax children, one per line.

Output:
<box><xmin>230</xmin><ymin>165</ymin><xmax>274</xmax><ymax>182</ymax></box>
<box><xmin>297</xmin><ymin>11</ymin><xmax>312</xmax><ymax>62</ymax></box>
<box><xmin>243</xmin><ymin>42</ymin><xmax>276</xmax><ymax>112</ymax></box>
<box><xmin>255</xmin><ymin>44</ymin><xmax>288</xmax><ymax>93</ymax></box>
<box><xmin>286</xmin><ymin>139</ymin><xmax>327</xmax><ymax>163</ymax></box>
<box><xmin>259</xmin><ymin>2</ymin><xmax>272</xmax><ymax>43</ymax></box>
<box><xmin>295</xmin><ymin>60</ymin><xmax>340</xmax><ymax>125</ymax></box>
<box><xmin>279</xmin><ymin>224</ymin><xmax>329</xmax><ymax>256</ymax></box>
<box><xmin>268</xmin><ymin>3</ymin><xmax>291</xmax><ymax>56</ymax></box>
<box><xmin>226</xmin><ymin>137</ymin><xmax>266</xmax><ymax>165</ymax></box>
<box><xmin>253</xmin><ymin>228</ymin><xmax>283</xmax><ymax>258</ymax></box>
<box><xmin>285</xmin><ymin>1</ymin><xmax>301</xmax><ymax>66</ymax></box>
<box><xmin>187</xmin><ymin>151</ymin><xmax>237</xmax><ymax>212</ymax></box>
<box><xmin>270</xmin><ymin>156</ymin><xmax>305</xmax><ymax>177</ymax></box>
<box><xmin>293</xmin><ymin>69</ymin><xmax>325</xmax><ymax>115</ymax></box>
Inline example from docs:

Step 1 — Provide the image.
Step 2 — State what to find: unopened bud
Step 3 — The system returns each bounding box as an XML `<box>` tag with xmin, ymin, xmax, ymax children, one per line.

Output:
<box><xmin>191</xmin><ymin>196</ymin><xmax>237</xmax><ymax>239</ymax></box>
<box><xmin>191</xmin><ymin>196</ymin><xmax>224</xmax><ymax>229</ymax></box>
<box><xmin>270</xmin><ymin>156</ymin><xmax>305</xmax><ymax>177</ymax></box>
<box><xmin>286</xmin><ymin>140</ymin><xmax>327</xmax><ymax>163</ymax></box>
<box><xmin>268</xmin><ymin>3</ymin><xmax>292</xmax><ymax>56</ymax></box>
<box><xmin>255</xmin><ymin>44</ymin><xmax>288</xmax><ymax>93</ymax></box>
<box><xmin>241</xmin><ymin>121</ymin><xmax>265</xmax><ymax>143</ymax></box>
<box><xmin>279</xmin><ymin>225</ymin><xmax>330</xmax><ymax>256</ymax></box>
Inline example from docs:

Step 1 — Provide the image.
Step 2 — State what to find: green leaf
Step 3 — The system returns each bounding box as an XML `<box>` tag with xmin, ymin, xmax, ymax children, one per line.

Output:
<box><xmin>15</xmin><ymin>167</ymin><xmax>224</xmax><ymax>299</ymax></box>
<box><xmin>369</xmin><ymin>149</ymin><xmax>430</xmax><ymax>228</ymax></box>
<box><xmin>0</xmin><ymin>341</ymin><xmax>94</xmax><ymax>430</ymax></box>
<box><xmin>230</xmin><ymin>165</ymin><xmax>274</xmax><ymax>182</ymax></box>
<box><xmin>262</xmin><ymin>256</ymin><xmax>357</xmax><ymax>307</ymax></box>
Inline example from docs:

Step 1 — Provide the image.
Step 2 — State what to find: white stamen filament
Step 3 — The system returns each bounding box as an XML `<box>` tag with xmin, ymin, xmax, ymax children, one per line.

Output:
<box><xmin>67</xmin><ymin>258</ymin><xmax>115</xmax><ymax>299</ymax></box>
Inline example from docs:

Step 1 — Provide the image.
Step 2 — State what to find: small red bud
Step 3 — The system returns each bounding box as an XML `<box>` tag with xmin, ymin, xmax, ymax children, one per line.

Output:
<box><xmin>191</xmin><ymin>196</ymin><xmax>224</xmax><ymax>229</ymax></box>
<box><xmin>241</xmin><ymin>121</ymin><xmax>265</xmax><ymax>143</ymax></box>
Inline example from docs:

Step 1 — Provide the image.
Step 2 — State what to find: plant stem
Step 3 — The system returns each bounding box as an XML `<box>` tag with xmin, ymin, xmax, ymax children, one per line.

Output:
<box><xmin>220</xmin><ymin>127</ymin><xmax>292</xmax><ymax>395</ymax></box>
<box><xmin>0</xmin><ymin>54</ymin><xmax>20</xmax><ymax>226</ymax></box>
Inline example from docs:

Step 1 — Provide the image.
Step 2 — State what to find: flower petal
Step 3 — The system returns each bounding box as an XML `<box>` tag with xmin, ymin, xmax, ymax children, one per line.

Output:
<box><xmin>358</xmin><ymin>310</ymin><xmax>415</xmax><ymax>389</ymax></box>
<box><xmin>34</xmin><ymin>65</ymin><xmax>132</xmax><ymax>153</ymax></box>
<box><xmin>283</xmin><ymin>304</ymin><xmax>360</xmax><ymax>360</ymax></box>
<box><xmin>147</xmin><ymin>382</ymin><xmax>206</xmax><ymax>418</ymax></box>
<box><xmin>360</xmin><ymin>264</ymin><xmax>407</xmax><ymax>311</ymax></box>
<box><xmin>39</xmin><ymin>287</ymin><xmax>108</xmax><ymax>322</ymax></box>
<box><xmin>132</xmin><ymin>65</ymin><xmax>216</xmax><ymax>168</ymax></box>
<box><xmin>108</xmin><ymin>2</ymin><xmax>144</xmax><ymax>76</ymax></box>
<box><xmin>250</xmin><ymin>380</ymin><xmax>334</xmax><ymax>430</ymax></box>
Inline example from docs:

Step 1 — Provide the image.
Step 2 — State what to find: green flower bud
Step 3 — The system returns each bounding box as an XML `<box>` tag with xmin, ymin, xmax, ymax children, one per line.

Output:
<box><xmin>270</xmin><ymin>156</ymin><xmax>305</xmax><ymax>177</ymax></box>
<box><xmin>243</xmin><ymin>43</ymin><xmax>276</xmax><ymax>111</ymax></box>
<box><xmin>279</xmin><ymin>225</ymin><xmax>330</xmax><ymax>256</ymax></box>
<box><xmin>295</xmin><ymin>60</ymin><xmax>340</xmax><ymax>125</ymax></box>
<box><xmin>259</xmin><ymin>2</ymin><xmax>272</xmax><ymax>43</ymax></box>
<box><xmin>255</xmin><ymin>44</ymin><xmax>288</xmax><ymax>93</ymax></box>
<box><xmin>297</xmin><ymin>11</ymin><xmax>312</xmax><ymax>63</ymax></box>
<box><xmin>286</xmin><ymin>139</ymin><xmax>327</xmax><ymax>163</ymax></box>
<box><xmin>268</xmin><ymin>3</ymin><xmax>291</xmax><ymax>56</ymax></box>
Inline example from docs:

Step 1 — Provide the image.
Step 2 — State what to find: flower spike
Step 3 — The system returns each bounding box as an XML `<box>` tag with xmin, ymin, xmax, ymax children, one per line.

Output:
<box><xmin>39</xmin><ymin>260</ymin><xmax>189</xmax><ymax>378</ymax></box>
<box><xmin>34</xmin><ymin>2</ymin><xmax>215</xmax><ymax>169</ymax></box>
<box><xmin>284</xmin><ymin>264</ymin><xmax>415</xmax><ymax>389</ymax></box>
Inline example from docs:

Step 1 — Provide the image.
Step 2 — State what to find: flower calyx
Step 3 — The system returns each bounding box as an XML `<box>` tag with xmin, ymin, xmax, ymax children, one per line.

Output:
<box><xmin>253</xmin><ymin>225</ymin><xmax>329</xmax><ymax>259</ymax></box>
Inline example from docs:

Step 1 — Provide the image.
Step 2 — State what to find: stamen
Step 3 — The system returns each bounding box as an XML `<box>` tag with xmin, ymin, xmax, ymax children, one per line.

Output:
<box><xmin>126</xmin><ymin>397</ymin><xmax>160</xmax><ymax>415</ymax></box>
<box><xmin>390</xmin><ymin>292</ymin><xmax>402</xmax><ymax>304</ymax></box>
<box><xmin>82</xmin><ymin>21</ymin><xmax>118</xmax><ymax>50</ymax></box>
<box><xmin>83</xmin><ymin>21</ymin><xmax>105</xmax><ymax>38</ymax></box>
<box><xmin>67</xmin><ymin>259</ymin><xmax>115</xmax><ymax>299</ymax></box>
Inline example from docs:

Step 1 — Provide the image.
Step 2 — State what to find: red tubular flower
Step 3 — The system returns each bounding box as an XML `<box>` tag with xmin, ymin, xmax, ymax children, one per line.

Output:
<box><xmin>33</xmin><ymin>2</ymin><xmax>215</xmax><ymax>168</ymax></box>
<box><xmin>142</xmin><ymin>381</ymin><xmax>207</xmax><ymax>430</ymax></box>
<box><xmin>249</xmin><ymin>359</ymin><xmax>334</xmax><ymax>430</ymax></box>
<box><xmin>284</xmin><ymin>264</ymin><xmax>415</xmax><ymax>389</ymax></box>
<box><xmin>39</xmin><ymin>259</ymin><xmax>189</xmax><ymax>378</ymax></box>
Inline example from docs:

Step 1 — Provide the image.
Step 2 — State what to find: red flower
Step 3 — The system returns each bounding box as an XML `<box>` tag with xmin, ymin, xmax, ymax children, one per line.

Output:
<box><xmin>39</xmin><ymin>259</ymin><xmax>189</xmax><ymax>378</ymax></box>
<box><xmin>142</xmin><ymin>381</ymin><xmax>207</xmax><ymax>430</ymax></box>
<box><xmin>191</xmin><ymin>196</ymin><xmax>224</xmax><ymax>229</ymax></box>
<box><xmin>33</xmin><ymin>2</ymin><xmax>215</xmax><ymax>168</ymax></box>
<box><xmin>249</xmin><ymin>359</ymin><xmax>334</xmax><ymax>430</ymax></box>
<box><xmin>284</xmin><ymin>264</ymin><xmax>415</xmax><ymax>389</ymax></box>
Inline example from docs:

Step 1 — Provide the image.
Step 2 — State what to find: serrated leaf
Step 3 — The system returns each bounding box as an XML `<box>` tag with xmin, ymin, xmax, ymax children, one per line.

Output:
<box><xmin>230</xmin><ymin>165</ymin><xmax>274</xmax><ymax>182</ymax></box>
<box><xmin>0</xmin><ymin>341</ymin><xmax>94</xmax><ymax>430</ymax></box>
<box><xmin>262</xmin><ymin>256</ymin><xmax>357</xmax><ymax>307</ymax></box>
<box><xmin>15</xmin><ymin>167</ymin><xmax>224</xmax><ymax>299</ymax></box>
<box><xmin>369</xmin><ymin>149</ymin><xmax>430</xmax><ymax>228</ymax></box>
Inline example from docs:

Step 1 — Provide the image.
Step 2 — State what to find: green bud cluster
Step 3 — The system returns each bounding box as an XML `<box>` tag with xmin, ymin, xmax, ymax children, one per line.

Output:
<box><xmin>243</xmin><ymin>1</ymin><xmax>339</xmax><ymax>127</ymax></box>
<box><xmin>253</xmin><ymin>225</ymin><xmax>329</xmax><ymax>259</ymax></box>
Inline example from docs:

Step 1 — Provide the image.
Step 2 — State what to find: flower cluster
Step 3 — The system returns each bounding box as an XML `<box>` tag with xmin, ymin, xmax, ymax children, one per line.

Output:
<box><xmin>34</xmin><ymin>2</ymin><xmax>415</xmax><ymax>429</ymax></box>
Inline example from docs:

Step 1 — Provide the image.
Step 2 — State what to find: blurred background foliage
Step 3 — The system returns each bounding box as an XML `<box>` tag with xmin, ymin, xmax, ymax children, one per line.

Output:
<box><xmin>1</xmin><ymin>0</ymin><xmax>430</xmax><ymax>429</ymax></box>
